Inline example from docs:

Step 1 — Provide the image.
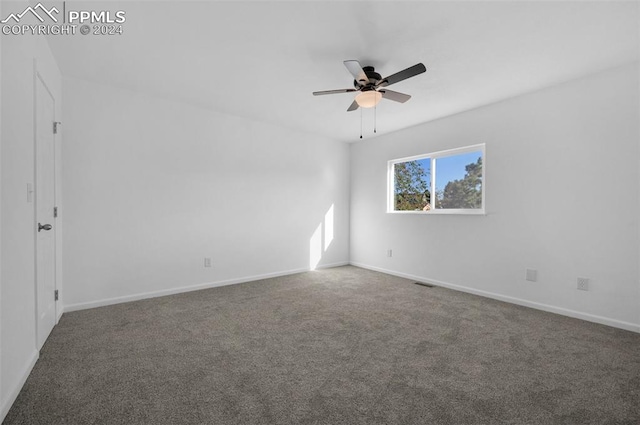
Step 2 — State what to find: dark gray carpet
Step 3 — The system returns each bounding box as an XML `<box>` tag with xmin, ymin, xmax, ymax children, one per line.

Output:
<box><xmin>4</xmin><ymin>266</ymin><xmax>640</xmax><ymax>424</ymax></box>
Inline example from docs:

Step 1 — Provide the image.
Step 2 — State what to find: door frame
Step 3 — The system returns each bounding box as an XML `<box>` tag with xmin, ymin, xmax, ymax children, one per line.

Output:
<box><xmin>33</xmin><ymin>62</ymin><xmax>59</xmax><ymax>349</ymax></box>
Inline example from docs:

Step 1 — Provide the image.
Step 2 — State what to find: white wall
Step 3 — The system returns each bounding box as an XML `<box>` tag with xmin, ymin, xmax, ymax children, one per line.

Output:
<box><xmin>350</xmin><ymin>63</ymin><xmax>640</xmax><ymax>332</ymax></box>
<box><xmin>0</xmin><ymin>0</ymin><xmax>3</xmax><ymax>416</ymax></box>
<box><xmin>61</xmin><ymin>77</ymin><xmax>350</xmax><ymax>310</ymax></box>
<box><xmin>0</xmin><ymin>19</ymin><xmax>63</xmax><ymax>423</ymax></box>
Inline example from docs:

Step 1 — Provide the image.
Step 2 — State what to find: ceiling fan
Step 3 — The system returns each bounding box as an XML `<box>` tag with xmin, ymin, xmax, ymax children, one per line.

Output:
<box><xmin>313</xmin><ymin>60</ymin><xmax>427</xmax><ymax>111</ymax></box>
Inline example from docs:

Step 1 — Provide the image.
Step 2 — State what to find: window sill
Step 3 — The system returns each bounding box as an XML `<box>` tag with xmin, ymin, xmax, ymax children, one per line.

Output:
<box><xmin>387</xmin><ymin>209</ymin><xmax>486</xmax><ymax>215</ymax></box>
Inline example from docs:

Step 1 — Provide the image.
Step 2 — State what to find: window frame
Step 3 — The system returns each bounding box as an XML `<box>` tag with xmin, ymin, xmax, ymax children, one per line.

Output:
<box><xmin>387</xmin><ymin>143</ymin><xmax>486</xmax><ymax>215</ymax></box>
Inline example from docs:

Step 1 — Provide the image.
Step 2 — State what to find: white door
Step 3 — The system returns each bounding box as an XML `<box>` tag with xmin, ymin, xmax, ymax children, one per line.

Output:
<box><xmin>35</xmin><ymin>72</ymin><xmax>57</xmax><ymax>349</ymax></box>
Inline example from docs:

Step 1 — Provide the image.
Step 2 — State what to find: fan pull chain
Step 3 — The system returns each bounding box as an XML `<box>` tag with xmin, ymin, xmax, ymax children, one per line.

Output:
<box><xmin>374</xmin><ymin>103</ymin><xmax>377</xmax><ymax>134</ymax></box>
<box><xmin>360</xmin><ymin>107</ymin><xmax>363</xmax><ymax>139</ymax></box>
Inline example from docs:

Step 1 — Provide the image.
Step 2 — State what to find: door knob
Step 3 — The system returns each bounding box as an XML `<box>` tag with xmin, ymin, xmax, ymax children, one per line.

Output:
<box><xmin>38</xmin><ymin>223</ymin><xmax>52</xmax><ymax>232</ymax></box>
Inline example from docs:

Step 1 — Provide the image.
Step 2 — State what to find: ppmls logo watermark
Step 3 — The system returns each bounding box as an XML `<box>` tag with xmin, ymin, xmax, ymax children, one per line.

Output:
<box><xmin>1</xmin><ymin>2</ymin><xmax>126</xmax><ymax>36</ymax></box>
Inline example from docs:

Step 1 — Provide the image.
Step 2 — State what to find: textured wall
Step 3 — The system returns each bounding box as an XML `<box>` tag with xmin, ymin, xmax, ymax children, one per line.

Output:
<box><xmin>61</xmin><ymin>77</ymin><xmax>350</xmax><ymax>309</ymax></box>
<box><xmin>350</xmin><ymin>64</ymin><xmax>640</xmax><ymax>331</ymax></box>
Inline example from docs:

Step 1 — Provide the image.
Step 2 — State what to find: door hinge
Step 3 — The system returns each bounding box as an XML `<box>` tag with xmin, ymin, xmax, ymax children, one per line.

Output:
<box><xmin>54</xmin><ymin>290</ymin><xmax>59</xmax><ymax>301</ymax></box>
<box><xmin>53</xmin><ymin>121</ymin><xmax>61</xmax><ymax>134</ymax></box>
<box><xmin>54</xmin><ymin>206</ymin><xmax>58</xmax><ymax>218</ymax></box>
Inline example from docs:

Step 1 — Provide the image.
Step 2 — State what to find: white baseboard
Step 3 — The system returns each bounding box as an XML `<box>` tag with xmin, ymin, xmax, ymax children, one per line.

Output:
<box><xmin>64</xmin><ymin>261</ymin><xmax>350</xmax><ymax>313</ymax></box>
<box><xmin>0</xmin><ymin>350</ymin><xmax>38</xmax><ymax>423</ymax></box>
<box><xmin>350</xmin><ymin>262</ymin><xmax>640</xmax><ymax>334</ymax></box>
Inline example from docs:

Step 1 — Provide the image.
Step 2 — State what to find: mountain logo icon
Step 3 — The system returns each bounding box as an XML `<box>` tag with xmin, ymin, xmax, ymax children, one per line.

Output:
<box><xmin>1</xmin><ymin>3</ymin><xmax>60</xmax><ymax>24</ymax></box>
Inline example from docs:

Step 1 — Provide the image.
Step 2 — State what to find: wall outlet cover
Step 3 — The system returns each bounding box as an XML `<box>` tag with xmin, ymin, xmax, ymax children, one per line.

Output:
<box><xmin>525</xmin><ymin>268</ymin><xmax>537</xmax><ymax>282</ymax></box>
<box><xmin>577</xmin><ymin>277</ymin><xmax>589</xmax><ymax>291</ymax></box>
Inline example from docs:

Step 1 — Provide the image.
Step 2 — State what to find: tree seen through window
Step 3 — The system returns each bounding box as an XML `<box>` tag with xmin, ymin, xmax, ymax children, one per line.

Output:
<box><xmin>392</xmin><ymin>148</ymin><xmax>483</xmax><ymax>212</ymax></box>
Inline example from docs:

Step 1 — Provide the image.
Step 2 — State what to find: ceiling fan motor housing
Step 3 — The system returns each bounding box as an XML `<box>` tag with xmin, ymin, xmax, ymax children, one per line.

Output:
<box><xmin>353</xmin><ymin>66</ymin><xmax>382</xmax><ymax>89</ymax></box>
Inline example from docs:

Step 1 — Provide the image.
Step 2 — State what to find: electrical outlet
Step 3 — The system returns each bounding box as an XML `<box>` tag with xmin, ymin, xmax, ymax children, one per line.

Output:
<box><xmin>204</xmin><ymin>257</ymin><xmax>212</xmax><ymax>268</ymax></box>
<box><xmin>577</xmin><ymin>277</ymin><xmax>589</xmax><ymax>291</ymax></box>
<box><xmin>387</xmin><ymin>249</ymin><xmax>393</xmax><ymax>258</ymax></box>
<box><xmin>525</xmin><ymin>269</ymin><xmax>537</xmax><ymax>282</ymax></box>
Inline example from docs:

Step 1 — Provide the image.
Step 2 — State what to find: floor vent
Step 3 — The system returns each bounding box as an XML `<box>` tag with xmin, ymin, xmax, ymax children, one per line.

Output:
<box><xmin>414</xmin><ymin>281</ymin><xmax>434</xmax><ymax>288</ymax></box>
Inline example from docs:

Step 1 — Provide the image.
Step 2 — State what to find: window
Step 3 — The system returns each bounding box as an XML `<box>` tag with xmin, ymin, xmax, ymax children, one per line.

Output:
<box><xmin>388</xmin><ymin>144</ymin><xmax>485</xmax><ymax>214</ymax></box>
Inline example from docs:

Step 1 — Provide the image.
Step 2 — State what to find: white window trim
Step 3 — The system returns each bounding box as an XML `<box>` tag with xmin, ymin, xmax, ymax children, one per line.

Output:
<box><xmin>387</xmin><ymin>143</ymin><xmax>486</xmax><ymax>215</ymax></box>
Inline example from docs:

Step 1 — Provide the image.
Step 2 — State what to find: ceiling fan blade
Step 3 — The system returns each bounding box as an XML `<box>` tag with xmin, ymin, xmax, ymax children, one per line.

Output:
<box><xmin>347</xmin><ymin>100</ymin><xmax>359</xmax><ymax>112</ymax></box>
<box><xmin>343</xmin><ymin>60</ymin><xmax>370</xmax><ymax>85</ymax></box>
<box><xmin>380</xmin><ymin>89</ymin><xmax>411</xmax><ymax>103</ymax></box>
<box><xmin>313</xmin><ymin>89</ymin><xmax>357</xmax><ymax>96</ymax></box>
<box><xmin>377</xmin><ymin>63</ymin><xmax>426</xmax><ymax>87</ymax></box>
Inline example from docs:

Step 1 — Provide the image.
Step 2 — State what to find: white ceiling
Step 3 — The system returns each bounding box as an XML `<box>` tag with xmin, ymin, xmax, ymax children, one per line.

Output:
<box><xmin>47</xmin><ymin>1</ymin><xmax>640</xmax><ymax>142</ymax></box>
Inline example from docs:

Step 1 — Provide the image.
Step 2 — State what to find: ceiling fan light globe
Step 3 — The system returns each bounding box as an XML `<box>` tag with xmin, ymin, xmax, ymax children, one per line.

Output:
<box><xmin>355</xmin><ymin>91</ymin><xmax>382</xmax><ymax>108</ymax></box>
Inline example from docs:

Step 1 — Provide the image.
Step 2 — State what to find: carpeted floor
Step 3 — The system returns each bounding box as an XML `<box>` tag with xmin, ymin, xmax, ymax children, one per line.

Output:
<box><xmin>4</xmin><ymin>266</ymin><xmax>640</xmax><ymax>424</ymax></box>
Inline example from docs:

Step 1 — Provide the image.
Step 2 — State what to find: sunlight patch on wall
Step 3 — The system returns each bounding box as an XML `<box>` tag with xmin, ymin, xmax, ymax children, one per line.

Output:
<box><xmin>309</xmin><ymin>223</ymin><xmax>323</xmax><ymax>270</ymax></box>
<box><xmin>309</xmin><ymin>204</ymin><xmax>335</xmax><ymax>270</ymax></box>
<box><xmin>324</xmin><ymin>204</ymin><xmax>334</xmax><ymax>251</ymax></box>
